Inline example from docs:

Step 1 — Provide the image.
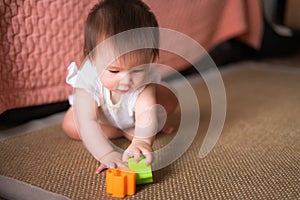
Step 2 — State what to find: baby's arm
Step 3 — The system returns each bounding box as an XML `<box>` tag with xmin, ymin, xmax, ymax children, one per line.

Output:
<box><xmin>123</xmin><ymin>85</ymin><xmax>158</xmax><ymax>165</ymax></box>
<box><xmin>74</xmin><ymin>88</ymin><xmax>126</xmax><ymax>171</ymax></box>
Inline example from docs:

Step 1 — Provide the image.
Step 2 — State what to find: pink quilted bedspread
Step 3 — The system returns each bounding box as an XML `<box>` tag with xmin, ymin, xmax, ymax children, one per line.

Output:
<box><xmin>0</xmin><ymin>0</ymin><xmax>262</xmax><ymax>114</ymax></box>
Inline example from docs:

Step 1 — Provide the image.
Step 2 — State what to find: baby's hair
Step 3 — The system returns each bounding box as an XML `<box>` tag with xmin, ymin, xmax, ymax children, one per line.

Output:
<box><xmin>84</xmin><ymin>0</ymin><xmax>159</xmax><ymax>63</ymax></box>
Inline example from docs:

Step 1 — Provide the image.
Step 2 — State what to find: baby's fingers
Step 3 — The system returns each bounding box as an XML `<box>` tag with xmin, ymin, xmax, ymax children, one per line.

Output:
<box><xmin>137</xmin><ymin>145</ymin><xmax>153</xmax><ymax>165</ymax></box>
<box><xmin>143</xmin><ymin>152</ymin><xmax>153</xmax><ymax>166</ymax></box>
<box><xmin>122</xmin><ymin>151</ymin><xmax>133</xmax><ymax>162</ymax></box>
<box><xmin>96</xmin><ymin>164</ymin><xmax>108</xmax><ymax>174</ymax></box>
<box><xmin>134</xmin><ymin>153</ymin><xmax>142</xmax><ymax>163</ymax></box>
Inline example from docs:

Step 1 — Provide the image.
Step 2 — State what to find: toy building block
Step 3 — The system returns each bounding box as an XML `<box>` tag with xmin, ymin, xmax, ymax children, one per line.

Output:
<box><xmin>106</xmin><ymin>168</ymin><xmax>136</xmax><ymax>198</ymax></box>
<box><xmin>128</xmin><ymin>156</ymin><xmax>153</xmax><ymax>184</ymax></box>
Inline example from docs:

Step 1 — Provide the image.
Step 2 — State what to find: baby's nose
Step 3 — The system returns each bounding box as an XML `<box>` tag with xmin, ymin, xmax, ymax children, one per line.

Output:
<box><xmin>120</xmin><ymin>73</ymin><xmax>130</xmax><ymax>85</ymax></box>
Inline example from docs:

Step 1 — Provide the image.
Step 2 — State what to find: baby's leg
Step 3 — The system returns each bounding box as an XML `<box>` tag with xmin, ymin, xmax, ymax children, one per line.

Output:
<box><xmin>100</xmin><ymin>124</ymin><xmax>133</xmax><ymax>140</ymax></box>
<box><xmin>155</xmin><ymin>84</ymin><xmax>178</xmax><ymax>134</ymax></box>
<box><xmin>156</xmin><ymin>84</ymin><xmax>178</xmax><ymax>115</ymax></box>
<box><xmin>62</xmin><ymin>107</ymin><xmax>131</xmax><ymax>140</ymax></box>
<box><xmin>62</xmin><ymin>107</ymin><xmax>80</xmax><ymax>140</ymax></box>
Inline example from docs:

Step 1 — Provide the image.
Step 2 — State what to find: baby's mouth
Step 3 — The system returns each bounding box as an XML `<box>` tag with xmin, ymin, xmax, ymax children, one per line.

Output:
<box><xmin>117</xmin><ymin>85</ymin><xmax>130</xmax><ymax>93</ymax></box>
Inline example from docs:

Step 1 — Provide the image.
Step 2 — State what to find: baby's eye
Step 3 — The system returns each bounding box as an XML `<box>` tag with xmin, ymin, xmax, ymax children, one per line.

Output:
<box><xmin>108</xmin><ymin>69</ymin><xmax>119</xmax><ymax>73</ymax></box>
<box><xmin>131</xmin><ymin>68</ymin><xmax>145</xmax><ymax>73</ymax></box>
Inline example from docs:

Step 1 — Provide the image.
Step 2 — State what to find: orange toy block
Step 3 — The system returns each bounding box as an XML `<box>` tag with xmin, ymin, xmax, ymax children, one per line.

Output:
<box><xmin>106</xmin><ymin>168</ymin><xmax>136</xmax><ymax>198</ymax></box>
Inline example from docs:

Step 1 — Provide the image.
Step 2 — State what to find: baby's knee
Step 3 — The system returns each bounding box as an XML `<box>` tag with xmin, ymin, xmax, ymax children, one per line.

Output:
<box><xmin>100</xmin><ymin>124</ymin><xmax>125</xmax><ymax>139</ymax></box>
<box><xmin>62</xmin><ymin>109</ymin><xmax>81</xmax><ymax>140</ymax></box>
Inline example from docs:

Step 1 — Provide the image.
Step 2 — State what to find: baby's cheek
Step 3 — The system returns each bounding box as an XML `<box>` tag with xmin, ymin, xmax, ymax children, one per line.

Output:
<box><xmin>131</xmin><ymin>71</ymin><xmax>144</xmax><ymax>80</ymax></box>
<box><xmin>100</xmin><ymin>74</ymin><xmax>119</xmax><ymax>90</ymax></box>
<box><xmin>134</xmin><ymin>74</ymin><xmax>147</xmax><ymax>85</ymax></box>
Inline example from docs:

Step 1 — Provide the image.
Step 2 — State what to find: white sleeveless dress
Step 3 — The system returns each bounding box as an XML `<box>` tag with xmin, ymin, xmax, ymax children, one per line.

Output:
<box><xmin>66</xmin><ymin>59</ymin><xmax>161</xmax><ymax>130</ymax></box>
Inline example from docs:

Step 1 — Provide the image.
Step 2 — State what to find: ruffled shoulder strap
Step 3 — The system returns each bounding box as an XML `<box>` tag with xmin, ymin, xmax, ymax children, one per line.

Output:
<box><xmin>66</xmin><ymin>60</ymin><xmax>102</xmax><ymax>106</ymax></box>
<box><xmin>66</xmin><ymin>60</ymin><xmax>98</xmax><ymax>89</ymax></box>
<box><xmin>66</xmin><ymin>62</ymin><xmax>78</xmax><ymax>87</ymax></box>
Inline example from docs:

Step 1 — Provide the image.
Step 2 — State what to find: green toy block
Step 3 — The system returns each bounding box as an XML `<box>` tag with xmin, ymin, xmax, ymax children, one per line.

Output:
<box><xmin>128</xmin><ymin>156</ymin><xmax>153</xmax><ymax>184</ymax></box>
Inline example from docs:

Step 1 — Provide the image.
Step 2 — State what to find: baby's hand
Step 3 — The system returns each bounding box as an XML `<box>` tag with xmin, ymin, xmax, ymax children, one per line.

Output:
<box><xmin>122</xmin><ymin>139</ymin><xmax>153</xmax><ymax>165</ymax></box>
<box><xmin>96</xmin><ymin>151</ymin><xmax>127</xmax><ymax>174</ymax></box>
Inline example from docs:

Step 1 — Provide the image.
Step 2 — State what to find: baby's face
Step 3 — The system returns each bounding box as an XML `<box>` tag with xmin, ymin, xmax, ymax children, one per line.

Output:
<box><xmin>100</xmin><ymin>58</ymin><xmax>150</xmax><ymax>94</ymax></box>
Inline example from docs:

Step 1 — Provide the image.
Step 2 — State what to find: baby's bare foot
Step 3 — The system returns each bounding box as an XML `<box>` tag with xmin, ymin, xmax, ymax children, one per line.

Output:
<box><xmin>162</xmin><ymin>124</ymin><xmax>174</xmax><ymax>134</ymax></box>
